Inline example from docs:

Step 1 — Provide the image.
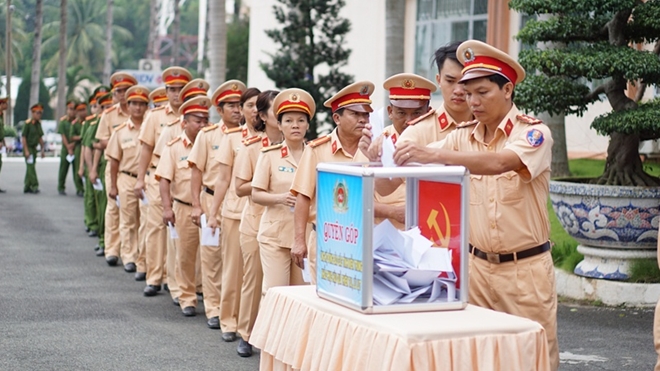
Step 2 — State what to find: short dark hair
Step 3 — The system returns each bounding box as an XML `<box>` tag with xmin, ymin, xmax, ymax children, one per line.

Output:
<box><xmin>432</xmin><ymin>40</ymin><xmax>464</xmax><ymax>73</ymax></box>
<box><xmin>254</xmin><ymin>90</ymin><xmax>279</xmax><ymax>132</ymax></box>
<box><xmin>334</xmin><ymin>108</ymin><xmax>346</xmax><ymax>116</ymax></box>
<box><xmin>487</xmin><ymin>74</ymin><xmax>515</xmax><ymax>101</ymax></box>
<box><xmin>238</xmin><ymin>87</ymin><xmax>261</xmax><ymax>125</ymax></box>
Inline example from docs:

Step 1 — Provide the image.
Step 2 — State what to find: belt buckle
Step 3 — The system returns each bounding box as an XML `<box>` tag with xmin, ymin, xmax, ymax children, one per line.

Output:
<box><xmin>486</xmin><ymin>252</ymin><xmax>500</xmax><ymax>264</ymax></box>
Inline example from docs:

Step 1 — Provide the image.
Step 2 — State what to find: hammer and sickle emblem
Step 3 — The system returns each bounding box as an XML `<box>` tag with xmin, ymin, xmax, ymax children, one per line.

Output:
<box><xmin>427</xmin><ymin>203</ymin><xmax>451</xmax><ymax>247</ymax></box>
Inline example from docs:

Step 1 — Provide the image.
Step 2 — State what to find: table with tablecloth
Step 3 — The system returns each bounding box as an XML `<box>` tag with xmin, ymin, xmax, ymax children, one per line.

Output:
<box><xmin>250</xmin><ymin>285</ymin><xmax>550</xmax><ymax>371</ymax></box>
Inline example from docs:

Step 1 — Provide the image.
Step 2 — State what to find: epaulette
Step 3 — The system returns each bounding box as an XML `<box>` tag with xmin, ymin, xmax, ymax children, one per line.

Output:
<box><xmin>225</xmin><ymin>126</ymin><xmax>242</xmax><ymax>134</ymax></box>
<box><xmin>242</xmin><ymin>136</ymin><xmax>261</xmax><ymax>146</ymax></box>
<box><xmin>457</xmin><ymin>119</ymin><xmax>479</xmax><ymax>129</ymax></box>
<box><xmin>113</xmin><ymin>122</ymin><xmax>127</xmax><ymax>132</ymax></box>
<box><xmin>85</xmin><ymin>114</ymin><xmax>96</xmax><ymax>121</ymax></box>
<box><xmin>167</xmin><ymin>118</ymin><xmax>180</xmax><ymax>126</ymax></box>
<box><xmin>167</xmin><ymin>137</ymin><xmax>181</xmax><ymax>146</ymax></box>
<box><xmin>151</xmin><ymin>105</ymin><xmax>165</xmax><ymax>111</ymax></box>
<box><xmin>406</xmin><ymin>109</ymin><xmax>436</xmax><ymax>126</ymax></box>
<box><xmin>103</xmin><ymin>105</ymin><xmax>117</xmax><ymax>114</ymax></box>
<box><xmin>308</xmin><ymin>135</ymin><xmax>330</xmax><ymax>148</ymax></box>
<box><xmin>202</xmin><ymin>124</ymin><xmax>219</xmax><ymax>132</ymax></box>
<box><xmin>261</xmin><ymin>142</ymin><xmax>284</xmax><ymax>153</ymax></box>
<box><xmin>59</xmin><ymin>115</ymin><xmax>68</xmax><ymax>121</ymax></box>
<box><xmin>516</xmin><ymin>114</ymin><xmax>543</xmax><ymax>125</ymax></box>
<box><xmin>25</xmin><ymin>119</ymin><xmax>32</xmax><ymax>124</ymax></box>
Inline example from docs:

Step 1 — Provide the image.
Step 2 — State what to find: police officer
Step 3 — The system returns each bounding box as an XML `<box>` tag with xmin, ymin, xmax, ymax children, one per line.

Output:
<box><xmin>252</xmin><ymin>88</ymin><xmax>312</xmax><ymax>291</ymax></box>
<box><xmin>149</xmin><ymin>87</ymin><xmax>168</xmax><ymax>108</ymax></box>
<box><xmin>0</xmin><ymin>96</ymin><xmax>7</xmax><ymax>193</ymax></box>
<box><xmin>106</xmin><ymin>86</ymin><xmax>150</xmax><ymax>277</ymax></box>
<box><xmin>290</xmin><ymin>81</ymin><xmax>375</xmax><ymax>282</ymax></box>
<box><xmin>69</xmin><ymin>102</ymin><xmax>88</xmax><ymax>197</ymax></box>
<box><xmin>57</xmin><ymin>100</ymin><xmax>80</xmax><ymax>196</ymax></box>
<box><xmin>390</xmin><ymin>40</ymin><xmax>559</xmax><ymax>370</ymax></box>
<box><xmin>79</xmin><ymin>94</ymin><xmax>103</xmax><ymax>238</ymax></box>
<box><xmin>155</xmin><ymin>95</ymin><xmax>211</xmax><ymax>317</ymax></box>
<box><xmin>91</xmin><ymin>72</ymin><xmax>138</xmax><ymax>267</ymax></box>
<box><xmin>135</xmin><ymin>67</ymin><xmax>192</xmax><ymax>298</ymax></box>
<box><xmin>21</xmin><ymin>103</ymin><xmax>46</xmax><ymax>194</ymax></box>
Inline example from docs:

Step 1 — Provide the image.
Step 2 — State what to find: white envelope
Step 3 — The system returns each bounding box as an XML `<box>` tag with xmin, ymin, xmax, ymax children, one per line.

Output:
<box><xmin>115</xmin><ymin>198</ymin><xmax>120</xmax><ymax>208</ymax></box>
<box><xmin>92</xmin><ymin>179</ymin><xmax>104</xmax><ymax>191</ymax></box>
<box><xmin>26</xmin><ymin>155</ymin><xmax>34</xmax><ymax>164</ymax></box>
<box><xmin>168</xmin><ymin>222</ymin><xmax>179</xmax><ymax>239</ymax></box>
<box><xmin>200</xmin><ymin>214</ymin><xmax>220</xmax><ymax>246</ymax></box>
<box><xmin>381</xmin><ymin>135</ymin><xmax>397</xmax><ymax>168</ymax></box>
<box><xmin>66</xmin><ymin>154</ymin><xmax>75</xmax><ymax>163</ymax></box>
<box><xmin>301</xmin><ymin>258</ymin><xmax>311</xmax><ymax>283</ymax></box>
<box><xmin>140</xmin><ymin>190</ymin><xmax>148</xmax><ymax>205</ymax></box>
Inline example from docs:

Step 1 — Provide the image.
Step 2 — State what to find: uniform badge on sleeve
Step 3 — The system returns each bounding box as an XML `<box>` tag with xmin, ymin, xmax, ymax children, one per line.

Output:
<box><xmin>526</xmin><ymin>129</ymin><xmax>544</xmax><ymax>147</ymax></box>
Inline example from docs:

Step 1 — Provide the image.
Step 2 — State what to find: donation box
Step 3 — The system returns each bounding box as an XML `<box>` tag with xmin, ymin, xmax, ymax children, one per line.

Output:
<box><xmin>315</xmin><ymin>163</ymin><xmax>469</xmax><ymax>314</ymax></box>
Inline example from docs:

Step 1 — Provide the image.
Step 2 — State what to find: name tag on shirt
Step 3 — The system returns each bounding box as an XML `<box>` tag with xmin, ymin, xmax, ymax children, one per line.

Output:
<box><xmin>278</xmin><ymin>166</ymin><xmax>295</xmax><ymax>173</ymax></box>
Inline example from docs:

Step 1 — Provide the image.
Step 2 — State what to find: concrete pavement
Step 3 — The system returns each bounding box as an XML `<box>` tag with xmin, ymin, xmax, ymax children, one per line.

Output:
<box><xmin>0</xmin><ymin>161</ymin><xmax>657</xmax><ymax>370</ymax></box>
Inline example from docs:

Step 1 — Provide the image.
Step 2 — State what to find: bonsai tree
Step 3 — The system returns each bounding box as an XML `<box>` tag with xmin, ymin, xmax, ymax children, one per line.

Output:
<box><xmin>510</xmin><ymin>0</ymin><xmax>660</xmax><ymax>186</ymax></box>
<box><xmin>260</xmin><ymin>0</ymin><xmax>354</xmax><ymax>140</ymax></box>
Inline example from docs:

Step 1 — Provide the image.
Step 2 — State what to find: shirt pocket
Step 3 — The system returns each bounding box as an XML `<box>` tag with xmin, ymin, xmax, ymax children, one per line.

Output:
<box><xmin>120</xmin><ymin>139</ymin><xmax>137</xmax><ymax>150</ymax></box>
<box><xmin>496</xmin><ymin>172</ymin><xmax>524</xmax><ymax>203</ymax></box>
<box><xmin>469</xmin><ymin>174</ymin><xmax>484</xmax><ymax>205</ymax></box>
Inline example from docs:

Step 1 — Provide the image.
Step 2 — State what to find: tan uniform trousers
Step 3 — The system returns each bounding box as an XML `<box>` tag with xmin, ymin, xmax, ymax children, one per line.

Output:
<box><xmin>468</xmin><ymin>251</ymin><xmax>559</xmax><ymax>371</ymax></box>
<box><xmin>308</xmin><ymin>229</ymin><xmax>317</xmax><ymax>285</ymax></box>
<box><xmin>237</xmin><ymin>232</ymin><xmax>262</xmax><ymax>341</ymax></box>
<box><xmin>200</xmin><ymin>191</ymin><xmax>223</xmax><ymax>319</ymax></box>
<box><xmin>104</xmin><ymin>169</ymin><xmax>121</xmax><ymax>259</ymax></box>
<box><xmin>173</xmin><ymin>201</ymin><xmax>200</xmax><ymax>309</ymax></box>
<box><xmin>259</xmin><ymin>241</ymin><xmax>305</xmax><ymax>296</ymax></box>
<box><xmin>117</xmin><ymin>173</ymin><xmax>146</xmax><ymax>265</ymax></box>
<box><xmin>220</xmin><ymin>217</ymin><xmax>243</xmax><ymax>333</ymax></box>
<box><xmin>145</xmin><ymin>170</ymin><xmax>169</xmax><ymax>287</ymax></box>
<box><xmin>654</xmin><ymin>297</ymin><xmax>660</xmax><ymax>371</ymax></box>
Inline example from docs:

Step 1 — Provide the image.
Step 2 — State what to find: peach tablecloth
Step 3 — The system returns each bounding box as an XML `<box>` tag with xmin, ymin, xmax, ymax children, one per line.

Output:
<box><xmin>250</xmin><ymin>286</ymin><xmax>550</xmax><ymax>371</ymax></box>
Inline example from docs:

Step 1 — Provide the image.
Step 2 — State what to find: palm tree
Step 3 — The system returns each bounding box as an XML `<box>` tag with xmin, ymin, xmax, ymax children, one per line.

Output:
<box><xmin>170</xmin><ymin>0</ymin><xmax>180</xmax><ymax>65</ymax></box>
<box><xmin>0</xmin><ymin>4</ymin><xmax>27</xmax><ymax>76</ymax></box>
<box><xmin>102</xmin><ymin>0</ymin><xmax>113</xmax><ymax>84</ymax></box>
<box><xmin>29</xmin><ymin>0</ymin><xmax>44</xmax><ymax>110</ymax></box>
<box><xmin>208</xmin><ymin>0</ymin><xmax>226</xmax><ymax>89</ymax></box>
<box><xmin>146</xmin><ymin>0</ymin><xmax>160</xmax><ymax>59</ymax></box>
<box><xmin>49</xmin><ymin>65</ymin><xmax>98</xmax><ymax>101</ymax></box>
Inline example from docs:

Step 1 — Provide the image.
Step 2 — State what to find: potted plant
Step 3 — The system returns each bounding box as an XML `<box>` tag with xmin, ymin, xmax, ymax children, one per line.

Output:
<box><xmin>510</xmin><ymin>0</ymin><xmax>660</xmax><ymax>280</ymax></box>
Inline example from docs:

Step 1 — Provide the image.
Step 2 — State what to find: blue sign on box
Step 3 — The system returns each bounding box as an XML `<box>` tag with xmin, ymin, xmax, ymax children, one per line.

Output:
<box><xmin>316</xmin><ymin>171</ymin><xmax>364</xmax><ymax>307</ymax></box>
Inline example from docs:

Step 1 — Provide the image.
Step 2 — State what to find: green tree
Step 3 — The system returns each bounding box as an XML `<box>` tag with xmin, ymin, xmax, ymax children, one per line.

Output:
<box><xmin>15</xmin><ymin>72</ymin><xmax>54</xmax><ymax>122</ymax></box>
<box><xmin>49</xmin><ymin>65</ymin><xmax>98</xmax><ymax>101</ymax></box>
<box><xmin>511</xmin><ymin>0</ymin><xmax>660</xmax><ymax>186</ymax></box>
<box><xmin>226</xmin><ymin>18</ymin><xmax>249</xmax><ymax>83</ymax></box>
<box><xmin>260</xmin><ymin>0</ymin><xmax>354</xmax><ymax>139</ymax></box>
<box><xmin>0</xmin><ymin>4</ymin><xmax>28</xmax><ymax>74</ymax></box>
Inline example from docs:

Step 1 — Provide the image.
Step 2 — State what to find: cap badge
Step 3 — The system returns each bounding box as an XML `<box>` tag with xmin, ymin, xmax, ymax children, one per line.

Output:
<box><xmin>198</xmin><ymin>82</ymin><xmax>204</xmax><ymax>88</ymax></box>
<box><xmin>402</xmin><ymin>79</ymin><xmax>415</xmax><ymax>89</ymax></box>
<box><xmin>231</xmin><ymin>83</ymin><xmax>238</xmax><ymax>91</ymax></box>
<box><xmin>464</xmin><ymin>48</ymin><xmax>475</xmax><ymax>63</ymax></box>
<box><xmin>137</xmin><ymin>89</ymin><xmax>144</xmax><ymax>94</ymax></box>
<box><xmin>172</xmin><ymin>71</ymin><xmax>180</xmax><ymax>77</ymax></box>
<box><xmin>360</xmin><ymin>85</ymin><xmax>369</xmax><ymax>95</ymax></box>
<box><xmin>290</xmin><ymin>93</ymin><xmax>299</xmax><ymax>102</ymax></box>
<box><xmin>201</xmin><ymin>100</ymin><xmax>208</xmax><ymax>107</ymax></box>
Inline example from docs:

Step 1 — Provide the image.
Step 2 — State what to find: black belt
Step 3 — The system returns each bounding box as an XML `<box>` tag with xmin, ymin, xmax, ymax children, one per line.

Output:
<box><xmin>174</xmin><ymin>198</ymin><xmax>193</xmax><ymax>207</ymax></box>
<box><xmin>203</xmin><ymin>186</ymin><xmax>214</xmax><ymax>196</ymax></box>
<box><xmin>121</xmin><ymin>170</ymin><xmax>138</xmax><ymax>178</ymax></box>
<box><xmin>312</xmin><ymin>223</ymin><xmax>316</xmax><ymax>232</ymax></box>
<box><xmin>469</xmin><ymin>241</ymin><xmax>550</xmax><ymax>264</ymax></box>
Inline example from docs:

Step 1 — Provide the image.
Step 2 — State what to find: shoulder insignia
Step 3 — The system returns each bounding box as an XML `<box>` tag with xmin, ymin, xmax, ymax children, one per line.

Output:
<box><xmin>103</xmin><ymin>105</ymin><xmax>117</xmax><ymax>114</ymax></box>
<box><xmin>113</xmin><ymin>122</ymin><xmax>127</xmax><ymax>132</ymax></box>
<box><xmin>242</xmin><ymin>136</ymin><xmax>261</xmax><ymax>146</ymax></box>
<box><xmin>167</xmin><ymin>118</ymin><xmax>180</xmax><ymax>126</ymax></box>
<box><xmin>85</xmin><ymin>114</ymin><xmax>96</xmax><ymax>120</ymax></box>
<box><xmin>26</xmin><ymin>119</ymin><xmax>32</xmax><ymax>124</ymax></box>
<box><xmin>457</xmin><ymin>119</ymin><xmax>479</xmax><ymax>129</ymax></box>
<box><xmin>225</xmin><ymin>126</ymin><xmax>242</xmax><ymax>134</ymax></box>
<box><xmin>167</xmin><ymin>137</ymin><xmax>182</xmax><ymax>146</ymax></box>
<box><xmin>151</xmin><ymin>105</ymin><xmax>165</xmax><ymax>112</ymax></box>
<box><xmin>406</xmin><ymin>108</ymin><xmax>436</xmax><ymax>126</ymax></box>
<box><xmin>261</xmin><ymin>142</ymin><xmax>284</xmax><ymax>153</ymax></box>
<box><xmin>202</xmin><ymin>124</ymin><xmax>218</xmax><ymax>132</ymax></box>
<box><xmin>516</xmin><ymin>114</ymin><xmax>543</xmax><ymax>125</ymax></box>
<box><xmin>59</xmin><ymin>115</ymin><xmax>68</xmax><ymax>121</ymax></box>
<box><xmin>308</xmin><ymin>135</ymin><xmax>331</xmax><ymax>148</ymax></box>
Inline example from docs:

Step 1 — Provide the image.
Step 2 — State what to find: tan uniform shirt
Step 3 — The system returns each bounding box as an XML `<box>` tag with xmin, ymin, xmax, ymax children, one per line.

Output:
<box><xmin>105</xmin><ymin>119</ymin><xmax>142</xmax><ymax>174</ymax></box>
<box><xmin>139</xmin><ymin>104</ymin><xmax>179</xmax><ymax>167</ymax></box>
<box><xmin>253</xmin><ymin>142</ymin><xmax>300</xmax><ymax>248</ymax></box>
<box><xmin>433</xmin><ymin>105</ymin><xmax>553</xmax><ymax>253</ymax></box>
<box><xmin>291</xmin><ymin>128</ymin><xmax>359</xmax><ymax>223</ymax></box>
<box><xmin>397</xmin><ymin>103</ymin><xmax>459</xmax><ymax>147</ymax></box>
<box><xmin>155</xmin><ymin>132</ymin><xmax>195</xmax><ymax>204</ymax></box>
<box><xmin>95</xmin><ymin>103</ymin><xmax>130</xmax><ymax>142</ymax></box>
<box><xmin>215</xmin><ymin>125</ymin><xmax>250</xmax><ymax>219</ymax></box>
<box><xmin>187</xmin><ymin>123</ymin><xmax>227</xmax><ymax>189</ymax></box>
<box><xmin>235</xmin><ymin>135</ymin><xmax>275</xmax><ymax>235</ymax></box>
<box><xmin>154</xmin><ymin>117</ymin><xmax>184</xmax><ymax>158</ymax></box>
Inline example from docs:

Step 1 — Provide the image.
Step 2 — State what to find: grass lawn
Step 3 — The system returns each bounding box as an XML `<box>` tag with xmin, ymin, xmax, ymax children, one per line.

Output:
<box><xmin>549</xmin><ymin>158</ymin><xmax>660</xmax><ymax>281</ymax></box>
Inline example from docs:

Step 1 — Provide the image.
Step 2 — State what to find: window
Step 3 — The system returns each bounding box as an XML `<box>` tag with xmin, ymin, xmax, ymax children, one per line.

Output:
<box><xmin>415</xmin><ymin>0</ymin><xmax>488</xmax><ymax>84</ymax></box>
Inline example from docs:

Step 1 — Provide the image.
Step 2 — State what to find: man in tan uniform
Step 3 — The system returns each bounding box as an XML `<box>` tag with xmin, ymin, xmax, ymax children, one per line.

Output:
<box><xmin>149</xmin><ymin>87</ymin><xmax>168</xmax><ymax>108</ymax></box>
<box><xmin>290</xmin><ymin>81</ymin><xmax>375</xmax><ymax>283</ymax></box>
<box><xmin>188</xmin><ymin>81</ymin><xmax>238</xmax><ymax>330</ymax></box>
<box><xmin>90</xmin><ymin>72</ymin><xmax>137</xmax><ymax>267</ymax></box>
<box><xmin>106</xmin><ymin>86</ymin><xmax>150</xmax><ymax>276</ymax></box>
<box><xmin>155</xmin><ymin>96</ymin><xmax>210</xmax><ymax>316</ymax></box>
<box><xmin>135</xmin><ymin>67</ymin><xmax>191</xmax><ymax>297</ymax></box>
<box><xmin>387</xmin><ymin>40</ymin><xmax>559</xmax><ymax>370</ymax></box>
<box><xmin>205</xmin><ymin>80</ymin><xmax>249</xmax><ymax>342</ymax></box>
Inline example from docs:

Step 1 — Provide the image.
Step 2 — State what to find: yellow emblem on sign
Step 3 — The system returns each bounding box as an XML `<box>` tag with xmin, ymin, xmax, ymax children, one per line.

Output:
<box><xmin>427</xmin><ymin>202</ymin><xmax>451</xmax><ymax>247</ymax></box>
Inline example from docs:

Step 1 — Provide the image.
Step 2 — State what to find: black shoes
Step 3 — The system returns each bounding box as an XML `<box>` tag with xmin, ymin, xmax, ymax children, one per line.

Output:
<box><xmin>88</xmin><ymin>230</ymin><xmax>98</xmax><ymax>237</ymax></box>
<box><xmin>173</xmin><ymin>297</ymin><xmax>180</xmax><ymax>306</ymax></box>
<box><xmin>76</xmin><ymin>190</ymin><xmax>84</xmax><ymax>197</ymax></box>
<box><xmin>237</xmin><ymin>338</ymin><xmax>253</xmax><ymax>357</ymax></box>
<box><xmin>207</xmin><ymin>316</ymin><xmax>220</xmax><ymax>329</ymax></box>
<box><xmin>222</xmin><ymin>331</ymin><xmax>237</xmax><ymax>342</ymax></box>
<box><xmin>182</xmin><ymin>306</ymin><xmax>196</xmax><ymax>316</ymax></box>
<box><xmin>143</xmin><ymin>285</ymin><xmax>161</xmax><ymax>297</ymax></box>
<box><xmin>106</xmin><ymin>255</ymin><xmax>118</xmax><ymax>266</ymax></box>
<box><xmin>94</xmin><ymin>244</ymin><xmax>100</xmax><ymax>251</ymax></box>
<box><xmin>134</xmin><ymin>272</ymin><xmax>146</xmax><ymax>281</ymax></box>
<box><xmin>96</xmin><ymin>247</ymin><xmax>105</xmax><ymax>257</ymax></box>
<box><xmin>164</xmin><ymin>284</ymin><xmax>169</xmax><ymax>293</ymax></box>
<box><xmin>124</xmin><ymin>263</ymin><xmax>136</xmax><ymax>273</ymax></box>
<box><xmin>0</xmin><ymin>188</ymin><xmax>6</xmax><ymax>193</ymax></box>
<box><xmin>58</xmin><ymin>190</ymin><xmax>66</xmax><ymax>196</ymax></box>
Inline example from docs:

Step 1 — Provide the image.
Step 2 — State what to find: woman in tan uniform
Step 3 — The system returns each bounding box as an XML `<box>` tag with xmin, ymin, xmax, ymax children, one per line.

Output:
<box><xmin>252</xmin><ymin>88</ymin><xmax>313</xmax><ymax>294</ymax></box>
<box><xmin>233</xmin><ymin>90</ymin><xmax>281</xmax><ymax>357</ymax></box>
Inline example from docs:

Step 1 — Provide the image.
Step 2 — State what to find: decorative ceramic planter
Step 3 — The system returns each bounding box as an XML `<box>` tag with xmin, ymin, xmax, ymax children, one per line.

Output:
<box><xmin>549</xmin><ymin>179</ymin><xmax>660</xmax><ymax>280</ymax></box>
